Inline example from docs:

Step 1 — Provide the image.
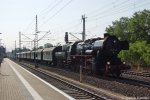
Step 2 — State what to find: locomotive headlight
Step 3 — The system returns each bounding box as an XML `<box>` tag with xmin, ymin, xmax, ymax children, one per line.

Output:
<box><xmin>107</xmin><ymin>61</ymin><xmax>110</xmax><ymax>65</ymax></box>
<box><xmin>113</xmin><ymin>40</ymin><xmax>116</xmax><ymax>43</ymax></box>
<box><xmin>123</xmin><ymin>62</ymin><xmax>126</xmax><ymax>64</ymax></box>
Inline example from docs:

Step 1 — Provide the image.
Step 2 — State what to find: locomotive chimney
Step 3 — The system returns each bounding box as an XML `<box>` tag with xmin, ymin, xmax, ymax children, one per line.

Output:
<box><xmin>65</xmin><ymin>32</ymin><xmax>68</xmax><ymax>44</ymax></box>
<box><xmin>104</xmin><ymin>33</ymin><xmax>110</xmax><ymax>38</ymax></box>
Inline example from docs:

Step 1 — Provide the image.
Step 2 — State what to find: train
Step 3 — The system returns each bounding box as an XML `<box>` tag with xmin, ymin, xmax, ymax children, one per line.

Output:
<box><xmin>16</xmin><ymin>33</ymin><xmax>130</xmax><ymax>77</ymax></box>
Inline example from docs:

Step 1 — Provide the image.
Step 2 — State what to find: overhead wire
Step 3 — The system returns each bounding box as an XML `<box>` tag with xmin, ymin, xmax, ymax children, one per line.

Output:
<box><xmin>93</xmin><ymin>0</ymin><xmax>147</xmax><ymax>19</ymax></box>
<box><xmin>49</xmin><ymin>18</ymin><xmax>81</xmax><ymax>31</ymax></box>
<box><xmin>23</xmin><ymin>0</ymin><xmax>60</xmax><ymax>35</ymax></box>
<box><xmin>61</xmin><ymin>20</ymin><xmax>82</xmax><ymax>32</ymax></box>
<box><xmin>86</xmin><ymin>2</ymin><xmax>150</xmax><ymax>36</ymax></box>
<box><xmin>86</xmin><ymin>0</ymin><xmax>147</xmax><ymax>24</ymax></box>
<box><xmin>86</xmin><ymin>0</ymin><xmax>119</xmax><ymax>16</ymax></box>
<box><xmin>86</xmin><ymin>0</ymin><xmax>150</xmax><ymax>37</ymax></box>
<box><xmin>40</xmin><ymin>0</ymin><xmax>63</xmax><ymax>19</ymax></box>
<box><xmin>46</xmin><ymin>0</ymin><xmax>118</xmax><ymax>35</ymax></box>
<box><xmin>23</xmin><ymin>17</ymin><xmax>35</xmax><ymax>34</ymax></box>
<box><xmin>88</xmin><ymin>0</ymin><xmax>131</xmax><ymax>20</ymax></box>
<box><xmin>94</xmin><ymin>0</ymin><xmax>150</xmax><ymax>20</ymax></box>
<box><xmin>38</xmin><ymin>0</ymin><xmax>58</xmax><ymax>15</ymax></box>
<box><xmin>51</xmin><ymin>0</ymin><xmax>134</xmax><ymax>41</ymax></box>
<box><xmin>39</xmin><ymin>0</ymin><xmax>73</xmax><ymax>28</ymax></box>
<box><xmin>22</xmin><ymin>0</ymin><xmax>150</xmax><ymax>46</ymax></box>
<box><xmin>48</xmin><ymin>0</ymin><xmax>132</xmax><ymax>34</ymax></box>
<box><xmin>40</xmin><ymin>0</ymin><xmax>123</xmax><ymax>39</ymax></box>
<box><xmin>38</xmin><ymin>31</ymin><xmax>51</xmax><ymax>41</ymax></box>
<box><xmin>21</xmin><ymin>0</ymin><xmax>64</xmax><ymax>47</ymax></box>
<box><xmin>21</xmin><ymin>33</ymin><xmax>33</xmax><ymax>41</ymax></box>
<box><xmin>87</xmin><ymin>0</ymin><xmax>130</xmax><ymax>18</ymax></box>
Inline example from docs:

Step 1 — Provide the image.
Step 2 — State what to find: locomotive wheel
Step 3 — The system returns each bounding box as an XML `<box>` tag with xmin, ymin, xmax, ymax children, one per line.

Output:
<box><xmin>115</xmin><ymin>71</ymin><xmax>121</xmax><ymax>77</ymax></box>
<box><xmin>95</xmin><ymin>69</ymin><xmax>104</xmax><ymax>76</ymax></box>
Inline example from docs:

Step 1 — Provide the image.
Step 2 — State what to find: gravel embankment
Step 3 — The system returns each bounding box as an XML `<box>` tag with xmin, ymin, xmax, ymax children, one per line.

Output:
<box><xmin>40</xmin><ymin>65</ymin><xmax>150</xmax><ymax>98</ymax></box>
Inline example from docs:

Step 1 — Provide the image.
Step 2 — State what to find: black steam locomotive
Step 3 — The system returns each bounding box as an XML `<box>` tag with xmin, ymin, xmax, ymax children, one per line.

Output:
<box><xmin>17</xmin><ymin>33</ymin><xmax>130</xmax><ymax>77</ymax></box>
<box><xmin>55</xmin><ymin>33</ymin><xmax>130</xmax><ymax>76</ymax></box>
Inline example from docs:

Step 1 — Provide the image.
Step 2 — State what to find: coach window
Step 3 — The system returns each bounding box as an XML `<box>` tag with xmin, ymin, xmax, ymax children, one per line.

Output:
<box><xmin>67</xmin><ymin>46</ymin><xmax>70</xmax><ymax>52</ymax></box>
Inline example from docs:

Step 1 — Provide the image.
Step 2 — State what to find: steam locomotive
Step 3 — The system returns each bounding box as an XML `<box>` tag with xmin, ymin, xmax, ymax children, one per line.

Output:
<box><xmin>16</xmin><ymin>33</ymin><xmax>130</xmax><ymax>77</ymax></box>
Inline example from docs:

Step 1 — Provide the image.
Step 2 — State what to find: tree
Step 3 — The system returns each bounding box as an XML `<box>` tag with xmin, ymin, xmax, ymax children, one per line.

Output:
<box><xmin>44</xmin><ymin>43</ymin><xmax>53</xmax><ymax>48</ymax></box>
<box><xmin>38</xmin><ymin>46</ymin><xmax>43</xmax><ymax>49</ymax></box>
<box><xmin>106</xmin><ymin>9</ymin><xmax>150</xmax><ymax>43</ymax></box>
<box><xmin>106</xmin><ymin>9</ymin><xmax>150</xmax><ymax>69</ymax></box>
<box><xmin>22</xmin><ymin>47</ymin><xmax>30</xmax><ymax>52</ymax></box>
<box><xmin>119</xmin><ymin>41</ymin><xmax>150</xmax><ymax>68</ymax></box>
<box><xmin>106</xmin><ymin>17</ymin><xmax>130</xmax><ymax>41</ymax></box>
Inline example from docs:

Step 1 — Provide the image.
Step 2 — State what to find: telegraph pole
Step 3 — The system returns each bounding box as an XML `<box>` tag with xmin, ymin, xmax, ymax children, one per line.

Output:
<box><xmin>19</xmin><ymin>32</ymin><xmax>21</xmax><ymax>61</ymax></box>
<box><xmin>34</xmin><ymin>15</ymin><xmax>38</xmax><ymax>68</ymax></box>
<box><xmin>82</xmin><ymin>15</ymin><xmax>87</xmax><ymax>41</ymax></box>
<box><xmin>35</xmin><ymin>15</ymin><xmax>38</xmax><ymax>50</ymax></box>
<box><xmin>80</xmin><ymin>15</ymin><xmax>87</xmax><ymax>82</ymax></box>
<box><xmin>19</xmin><ymin>32</ymin><xmax>21</xmax><ymax>51</ymax></box>
<box><xmin>15</xmin><ymin>40</ymin><xmax>16</xmax><ymax>59</ymax></box>
<box><xmin>34</xmin><ymin>15</ymin><xmax>38</xmax><ymax>51</ymax></box>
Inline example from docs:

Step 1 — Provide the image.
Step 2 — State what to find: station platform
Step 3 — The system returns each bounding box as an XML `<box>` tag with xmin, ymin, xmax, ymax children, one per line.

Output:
<box><xmin>0</xmin><ymin>58</ymin><xmax>75</xmax><ymax>100</ymax></box>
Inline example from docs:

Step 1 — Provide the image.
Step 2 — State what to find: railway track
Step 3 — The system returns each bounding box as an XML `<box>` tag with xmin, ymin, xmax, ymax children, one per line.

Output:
<box><xmin>13</xmin><ymin>59</ymin><xmax>150</xmax><ymax>98</ymax></box>
<box><xmin>123</xmin><ymin>71</ymin><xmax>150</xmax><ymax>77</ymax></box>
<box><xmin>116</xmin><ymin>77</ymin><xmax>150</xmax><ymax>88</ymax></box>
<box><xmin>19</xmin><ymin>62</ymin><xmax>107</xmax><ymax>100</ymax></box>
<box><xmin>20</xmin><ymin>60</ymin><xmax>150</xmax><ymax>89</ymax></box>
<box><xmin>119</xmin><ymin>71</ymin><xmax>150</xmax><ymax>89</ymax></box>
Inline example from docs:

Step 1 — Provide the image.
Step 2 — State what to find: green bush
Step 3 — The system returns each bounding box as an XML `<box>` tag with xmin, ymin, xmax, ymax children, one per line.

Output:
<box><xmin>119</xmin><ymin>41</ymin><xmax>150</xmax><ymax>68</ymax></box>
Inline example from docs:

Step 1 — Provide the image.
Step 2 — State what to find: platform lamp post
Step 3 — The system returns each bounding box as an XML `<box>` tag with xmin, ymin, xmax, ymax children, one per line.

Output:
<box><xmin>0</xmin><ymin>33</ymin><xmax>2</xmax><ymax>60</ymax></box>
<box><xmin>0</xmin><ymin>39</ymin><xmax>2</xmax><ymax>47</ymax></box>
<box><xmin>0</xmin><ymin>39</ymin><xmax>3</xmax><ymax>59</ymax></box>
<box><xmin>14</xmin><ymin>41</ymin><xmax>16</xmax><ymax>60</ymax></box>
<box><xmin>0</xmin><ymin>33</ymin><xmax>2</xmax><ymax>46</ymax></box>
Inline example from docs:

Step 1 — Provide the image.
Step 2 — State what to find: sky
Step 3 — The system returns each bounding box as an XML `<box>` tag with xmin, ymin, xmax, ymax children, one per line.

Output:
<box><xmin>0</xmin><ymin>0</ymin><xmax>150</xmax><ymax>52</ymax></box>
